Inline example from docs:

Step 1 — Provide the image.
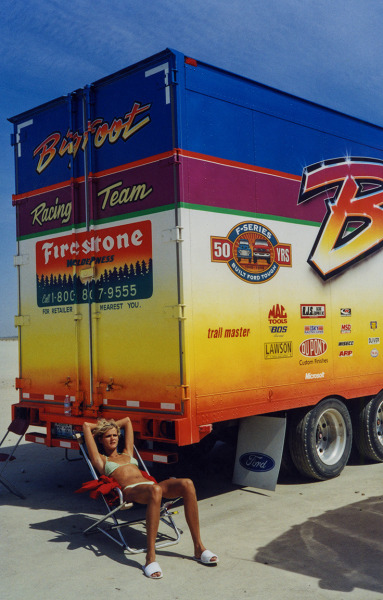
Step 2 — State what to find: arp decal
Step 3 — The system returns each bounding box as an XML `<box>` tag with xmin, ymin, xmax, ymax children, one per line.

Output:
<box><xmin>211</xmin><ymin>221</ymin><xmax>291</xmax><ymax>284</ymax></box>
<box><xmin>298</xmin><ymin>157</ymin><xmax>383</xmax><ymax>280</ymax></box>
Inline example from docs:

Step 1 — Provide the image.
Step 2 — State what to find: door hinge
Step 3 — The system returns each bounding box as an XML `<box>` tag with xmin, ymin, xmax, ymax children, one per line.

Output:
<box><xmin>14</xmin><ymin>254</ymin><xmax>29</xmax><ymax>266</ymax></box>
<box><xmin>164</xmin><ymin>304</ymin><xmax>186</xmax><ymax>320</ymax></box>
<box><xmin>161</xmin><ymin>226</ymin><xmax>183</xmax><ymax>243</ymax></box>
<box><xmin>14</xmin><ymin>315</ymin><xmax>30</xmax><ymax>327</ymax></box>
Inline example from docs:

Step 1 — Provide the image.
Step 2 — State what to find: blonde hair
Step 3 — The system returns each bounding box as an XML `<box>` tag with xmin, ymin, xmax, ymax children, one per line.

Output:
<box><xmin>93</xmin><ymin>418</ymin><xmax>120</xmax><ymax>445</ymax></box>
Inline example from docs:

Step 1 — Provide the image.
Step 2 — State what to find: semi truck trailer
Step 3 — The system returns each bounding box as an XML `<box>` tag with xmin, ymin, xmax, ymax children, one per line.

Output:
<box><xmin>8</xmin><ymin>48</ymin><xmax>383</xmax><ymax>480</ymax></box>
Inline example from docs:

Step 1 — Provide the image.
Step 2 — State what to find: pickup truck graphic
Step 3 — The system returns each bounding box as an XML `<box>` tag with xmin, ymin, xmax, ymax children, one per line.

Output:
<box><xmin>253</xmin><ymin>238</ymin><xmax>271</xmax><ymax>264</ymax></box>
<box><xmin>237</xmin><ymin>239</ymin><xmax>252</xmax><ymax>263</ymax></box>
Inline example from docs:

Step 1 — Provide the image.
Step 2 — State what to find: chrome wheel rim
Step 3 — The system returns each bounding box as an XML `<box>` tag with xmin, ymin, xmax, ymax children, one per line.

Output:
<box><xmin>316</xmin><ymin>408</ymin><xmax>346</xmax><ymax>465</ymax></box>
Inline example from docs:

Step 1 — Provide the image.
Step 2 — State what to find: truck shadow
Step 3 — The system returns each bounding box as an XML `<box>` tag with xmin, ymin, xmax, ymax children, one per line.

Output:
<box><xmin>0</xmin><ymin>439</ymin><xmax>240</xmax><ymax>512</ymax></box>
<box><xmin>255</xmin><ymin>494</ymin><xmax>383</xmax><ymax>594</ymax></box>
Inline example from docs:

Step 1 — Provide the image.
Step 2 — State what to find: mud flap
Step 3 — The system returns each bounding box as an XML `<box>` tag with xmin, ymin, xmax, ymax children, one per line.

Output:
<box><xmin>232</xmin><ymin>415</ymin><xmax>286</xmax><ymax>491</ymax></box>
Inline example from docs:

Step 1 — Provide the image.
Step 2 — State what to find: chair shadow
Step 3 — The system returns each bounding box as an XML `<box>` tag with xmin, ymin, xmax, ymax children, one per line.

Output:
<box><xmin>29</xmin><ymin>513</ymin><xmax>144</xmax><ymax>570</ymax></box>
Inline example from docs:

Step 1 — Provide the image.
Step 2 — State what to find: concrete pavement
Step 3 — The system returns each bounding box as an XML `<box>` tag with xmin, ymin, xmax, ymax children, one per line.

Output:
<box><xmin>1</xmin><ymin>341</ymin><xmax>383</xmax><ymax>599</ymax></box>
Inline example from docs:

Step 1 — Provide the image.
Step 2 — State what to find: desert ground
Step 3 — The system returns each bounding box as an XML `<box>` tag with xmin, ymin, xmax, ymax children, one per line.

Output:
<box><xmin>1</xmin><ymin>338</ymin><xmax>383</xmax><ymax>600</ymax></box>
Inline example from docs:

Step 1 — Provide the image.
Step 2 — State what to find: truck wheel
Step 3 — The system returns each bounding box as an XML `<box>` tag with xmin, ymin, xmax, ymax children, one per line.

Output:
<box><xmin>288</xmin><ymin>398</ymin><xmax>352</xmax><ymax>480</ymax></box>
<box><xmin>352</xmin><ymin>392</ymin><xmax>383</xmax><ymax>461</ymax></box>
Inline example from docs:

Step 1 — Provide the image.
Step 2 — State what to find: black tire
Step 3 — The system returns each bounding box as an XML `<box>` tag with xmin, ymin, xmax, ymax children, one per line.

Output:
<box><xmin>288</xmin><ymin>398</ymin><xmax>352</xmax><ymax>480</ymax></box>
<box><xmin>352</xmin><ymin>392</ymin><xmax>383</xmax><ymax>462</ymax></box>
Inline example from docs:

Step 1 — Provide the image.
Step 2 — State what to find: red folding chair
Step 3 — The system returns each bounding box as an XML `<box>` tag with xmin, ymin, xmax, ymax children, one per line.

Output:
<box><xmin>74</xmin><ymin>433</ymin><xmax>182</xmax><ymax>553</ymax></box>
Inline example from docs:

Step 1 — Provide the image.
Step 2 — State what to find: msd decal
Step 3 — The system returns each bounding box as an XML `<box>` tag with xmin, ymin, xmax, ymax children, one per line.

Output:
<box><xmin>211</xmin><ymin>221</ymin><xmax>291</xmax><ymax>284</ymax></box>
<box><xmin>298</xmin><ymin>157</ymin><xmax>383</xmax><ymax>280</ymax></box>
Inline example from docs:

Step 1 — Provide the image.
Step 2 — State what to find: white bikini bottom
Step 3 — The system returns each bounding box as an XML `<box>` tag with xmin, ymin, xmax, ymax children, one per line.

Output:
<box><xmin>123</xmin><ymin>481</ymin><xmax>155</xmax><ymax>492</ymax></box>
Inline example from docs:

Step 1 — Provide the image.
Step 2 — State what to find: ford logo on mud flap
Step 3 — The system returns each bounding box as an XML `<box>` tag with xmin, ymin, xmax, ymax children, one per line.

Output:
<box><xmin>239</xmin><ymin>452</ymin><xmax>275</xmax><ymax>472</ymax></box>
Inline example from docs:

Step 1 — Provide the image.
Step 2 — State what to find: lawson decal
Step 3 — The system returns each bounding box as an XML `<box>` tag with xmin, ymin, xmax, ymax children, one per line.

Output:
<box><xmin>239</xmin><ymin>452</ymin><xmax>275</xmax><ymax>473</ymax></box>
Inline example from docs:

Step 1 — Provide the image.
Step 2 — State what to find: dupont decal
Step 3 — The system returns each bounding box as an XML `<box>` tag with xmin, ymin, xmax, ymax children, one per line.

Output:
<box><xmin>264</xmin><ymin>341</ymin><xmax>293</xmax><ymax>359</ymax></box>
<box><xmin>369</xmin><ymin>337</ymin><xmax>380</xmax><ymax>344</ymax></box>
<box><xmin>340</xmin><ymin>308</ymin><xmax>352</xmax><ymax>317</ymax></box>
<box><xmin>300</xmin><ymin>304</ymin><xmax>326</xmax><ymax>318</ymax></box>
<box><xmin>299</xmin><ymin>338</ymin><xmax>328</xmax><ymax>357</ymax></box>
<box><xmin>298</xmin><ymin>157</ymin><xmax>383</xmax><ymax>280</ymax></box>
<box><xmin>339</xmin><ymin>350</ymin><xmax>353</xmax><ymax>357</ymax></box>
<box><xmin>239</xmin><ymin>452</ymin><xmax>275</xmax><ymax>473</ymax></box>
<box><xmin>340</xmin><ymin>324</ymin><xmax>352</xmax><ymax>334</ymax></box>
<box><xmin>370</xmin><ymin>321</ymin><xmax>378</xmax><ymax>330</ymax></box>
<box><xmin>211</xmin><ymin>221</ymin><xmax>291</xmax><ymax>284</ymax></box>
<box><xmin>304</xmin><ymin>325</ymin><xmax>324</xmax><ymax>335</ymax></box>
<box><xmin>338</xmin><ymin>340</ymin><xmax>354</xmax><ymax>346</ymax></box>
<box><xmin>371</xmin><ymin>349</ymin><xmax>379</xmax><ymax>357</ymax></box>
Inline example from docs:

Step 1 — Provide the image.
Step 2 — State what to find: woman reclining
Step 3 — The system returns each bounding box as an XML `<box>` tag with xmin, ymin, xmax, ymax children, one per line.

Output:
<box><xmin>82</xmin><ymin>417</ymin><xmax>218</xmax><ymax>579</ymax></box>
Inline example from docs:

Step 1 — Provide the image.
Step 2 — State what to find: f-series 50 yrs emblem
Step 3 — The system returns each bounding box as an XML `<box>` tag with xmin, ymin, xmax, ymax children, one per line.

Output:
<box><xmin>211</xmin><ymin>221</ymin><xmax>291</xmax><ymax>283</ymax></box>
<box><xmin>239</xmin><ymin>452</ymin><xmax>275</xmax><ymax>472</ymax></box>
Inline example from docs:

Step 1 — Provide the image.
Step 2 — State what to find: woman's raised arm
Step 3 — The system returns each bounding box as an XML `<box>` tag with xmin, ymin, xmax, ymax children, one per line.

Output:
<box><xmin>82</xmin><ymin>422</ymin><xmax>104</xmax><ymax>473</ymax></box>
<box><xmin>115</xmin><ymin>416</ymin><xmax>134</xmax><ymax>456</ymax></box>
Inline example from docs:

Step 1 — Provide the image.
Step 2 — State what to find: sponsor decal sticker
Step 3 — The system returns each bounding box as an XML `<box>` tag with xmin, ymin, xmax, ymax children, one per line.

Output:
<box><xmin>369</xmin><ymin>337</ymin><xmax>380</xmax><ymax>345</ymax></box>
<box><xmin>370</xmin><ymin>321</ymin><xmax>378</xmax><ymax>330</ymax></box>
<box><xmin>239</xmin><ymin>452</ymin><xmax>275</xmax><ymax>473</ymax></box>
<box><xmin>340</xmin><ymin>308</ymin><xmax>352</xmax><ymax>316</ymax></box>
<box><xmin>305</xmin><ymin>372</ymin><xmax>325</xmax><ymax>379</ymax></box>
<box><xmin>338</xmin><ymin>340</ymin><xmax>354</xmax><ymax>346</ymax></box>
<box><xmin>268</xmin><ymin>304</ymin><xmax>288</xmax><ymax>335</ymax></box>
<box><xmin>211</xmin><ymin>221</ymin><xmax>291</xmax><ymax>284</ymax></box>
<box><xmin>339</xmin><ymin>350</ymin><xmax>353</xmax><ymax>357</ymax></box>
<box><xmin>340</xmin><ymin>324</ymin><xmax>352</xmax><ymax>334</ymax></box>
<box><xmin>304</xmin><ymin>325</ymin><xmax>324</xmax><ymax>335</ymax></box>
<box><xmin>371</xmin><ymin>349</ymin><xmax>379</xmax><ymax>357</ymax></box>
<box><xmin>300</xmin><ymin>304</ymin><xmax>326</xmax><ymax>318</ymax></box>
<box><xmin>264</xmin><ymin>341</ymin><xmax>293</xmax><ymax>359</ymax></box>
<box><xmin>299</xmin><ymin>338</ymin><xmax>328</xmax><ymax>357</ymax></box>
<box><xmin>35</xmin><ymin>221</ymin><xmax>153</xmax><ymax>307</ymax></box>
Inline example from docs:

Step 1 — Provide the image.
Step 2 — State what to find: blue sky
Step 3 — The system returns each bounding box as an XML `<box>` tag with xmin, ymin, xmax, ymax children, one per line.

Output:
<box><xmin>1</xmin><ymin>0</ymin><xmax>383</xmax><ymax>336</ymax></box>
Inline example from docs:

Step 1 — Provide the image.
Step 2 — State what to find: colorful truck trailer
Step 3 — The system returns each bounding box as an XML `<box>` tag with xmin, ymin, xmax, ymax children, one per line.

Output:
<box><xmin>9</xmin><ymin>48</ymin><xmax>383</xmax><ymax>480</ymax></box>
